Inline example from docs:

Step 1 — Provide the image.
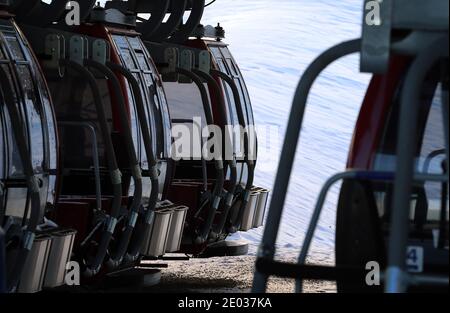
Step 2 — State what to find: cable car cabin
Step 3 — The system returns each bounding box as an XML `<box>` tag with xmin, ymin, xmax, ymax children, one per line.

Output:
<box><xmin>17</xmin><ymin>4</ymin><xmax>181</xmax><ymax>278</ymax></box>
<box><xmin>105</xmin><ymin>0</ymin><xmax>227</xmax><ymax>254</ymax></box>
<box><xmin>145</xmin><ymin>34</ymin><xmax>268</xmax><ymax>253</ymax></box>
<box><xmin>0</xmin><ymin>5</ymin><xmax>75</xmax><ymax>293</ymax></box>
<box><xmin>198</xmin><ymin>37</ymin><xmax>268</xmax><ymax>236</ymax></box>
<box><xmin>336</xmin><ymin>58</ymin><xmax>449</xmax><ymax>292</ymax></box>
<box><xmin>102</xmin><ymin>0</ymin><xmax>265</xmax><ymax>255</ymax></box>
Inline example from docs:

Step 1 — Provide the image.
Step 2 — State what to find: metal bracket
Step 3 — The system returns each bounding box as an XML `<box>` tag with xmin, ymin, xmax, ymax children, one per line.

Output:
<box><xmin>198</xmin><ymin>50</ymin><xmax>211</xmax><ymax>74</ymax></box>
<box><xmin>361</xmin><ymin>0</ymin><xmax>449</xmax><ymax>74</ymax></box>
<box><xmin>361</xmin><ymin>0</ymin><xmax>393</xmax><ymax>74</ymax></box>
<box><xmin>162</xmin><ymin>47</ymin><xmax>179</xmax><ymax>82</ymax></box>
<box><xmin>179</xmin><ymin>49</ymin><xmax>194</xmax><ymax>83</ymax></box>
<box><xmin>69</xmin><ymin>35</ymin><xmax>87</xmax><ymax>65</ymax></box>
<box><xmin>44</xmin><ymin>34</ymin><xmax>65</xmax><ymax>77</ymax></box>
<box><xmin>92</xmin><ymin>39</ymin><xmax>109</xmax><ymax>65</ymax></box>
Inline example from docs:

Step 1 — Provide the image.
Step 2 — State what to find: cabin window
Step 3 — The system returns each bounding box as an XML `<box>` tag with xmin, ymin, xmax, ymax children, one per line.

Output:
<box><xmin>226</xmin><ymin>58</ymin><xmax>238</xmax><ymax>76</ymax></box>
<box><xmin>1</xmin><ymin>65</ymin><xmax>23</xmax><ymax>178</ymax></box>
<box><xmin>120</xmin><ymin>49</ymin><xmax>137</xmax><ymax>70</ymax></box>
<box><xmin>164</xmin><ymin>82</ymin><xmax>208</xmax><ymax>128</ymax></box>
<box><xmin>36</xmin><ymin>74</ymin><xmax>57</xmax><ymax>171</ymax></box>
<box><xmin>124</xmin><ymin>82</ymin><xmax>140</xmax><ymax>155</ymax></box>
<box><xmin>114</xmin><ymin>36</ymin><xmax>161</xmax><ymax>159</ymax></box>
<box><xmin>136</xmin><ymin>52</ymin><xmax>150</xmax><ymax>71</ymax></box>
<box><xmin>17</xmin><ymin>65</ymin><xmax>45</xmax><ymax>172</ymax></box>
<box><xmin>5</xmin><ymin>36</ymin><xmax>25</xmax><ymax>61</ymax></box>
<box><xmin>48</xmin><ymin>75</ymin><xmax>113</xmax><ymax>169</ymax></box>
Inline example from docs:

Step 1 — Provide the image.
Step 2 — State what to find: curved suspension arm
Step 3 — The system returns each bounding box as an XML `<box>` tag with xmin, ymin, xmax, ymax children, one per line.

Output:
<box><xmin>0</xmin><ymin>66</ymin><xmax>42</xmax><ymax>292</ymax></box>
<box><xmin>105</xmin><ymin>62</ymin><xmax>160</xmax><ymax>261</ymax></box>
<box><xmin>147</xmin><ymin>0</ymin><xmax>187</xmax><ymax>43</ymax></box>
<box><xmin>84</xmin><ymin>60</ymin><xmax>143</xmax><ymax>269</ymax></box>
<box><xmin>135</xmin><ymin>0</ymin><xmax>171</xmax><ymax>41</ymax></box>
<box><xmin>192</xmin><ymin>69</ymin><xmax>238</xmax><ymax>239</ymax></box>
<box><xmin>210</xmin><ymin>69</ymin><xmax>256</xmax><ymax>232</ymax></box>
<box><xmin>175</xmin><ymin>68</ymin><xmax>224</xmax><ymax>245</ymax></box>
<box><xmin>60</xmin><ymin>59</ymin><xmax>123</xmax><ymax>277</ymax></box>
<box><xmin>168</xmin><ymin>0</ymin><xmax>204</xmax><ymax>43</ymax></box>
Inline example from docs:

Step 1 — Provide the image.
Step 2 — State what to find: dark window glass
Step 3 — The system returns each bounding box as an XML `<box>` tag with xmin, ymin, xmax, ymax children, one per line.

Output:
<box><xmin>18</xmin><ymin>65</ymin><xmax>44</xmax><ymax>172</ymax></box>
<box><xmin>36</xmin><ymin>75</ymin><xmax>57</xmax><ymax>170</ymax></box>
<box><xmin>127</xmin><ymin>36</ymin><xmax>142</xmax><ymax>51</ymax></box>
<box><xmin>125</xmin><ymin>83</ymin><xmax>140</xmax><ymax>156</ymax></box>
<box><xmin>48</xmin><ymin>74</ymin><xmax>113</xmax><ymax>169</ymax></box>
<box><xmin>1</xmin><ymin>65</ymin><xmax>23</xmax><ymax>177</ymax></box>
<box><xmin>164</xmin><ymin>82</ymin><xmax>208</xmax><ymax>127</ymax></box>
<box><xmin>5</xmin><ymin>36</ymin><xmax>25</xmax><ymax>61</ymax></box>
<box><xmin>136</xmin><ymin>52</ymin><xmax>150</xmax><ymax>71</ymax></box>
<box><xmin>226</xmin><ymin>58</ymin><xmax>238</xmax><ymax>76</ymax></box>
<box><xmin>156</xmin><ymin>86</ymin><xmax>172</xmax><ymax>157</ymax></box>
<box><xmin>112</xmin><ymin>35</ymin><xmax>128</xmax><ymax>49</ymax></box>
<box><xmin>134</xmin><ymin>72</ymin><xmax>157</xmax><ymax>157</ymax></box>
<box><xmin>120</xmin><ymin>48</ymin><xmax>137</xmax><ymax>70</ymax></box>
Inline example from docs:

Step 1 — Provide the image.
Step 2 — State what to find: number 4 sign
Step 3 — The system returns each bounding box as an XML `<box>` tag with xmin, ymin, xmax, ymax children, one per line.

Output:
<box><xmin>406</xmin><ymin>246</ymin><xmax>424</xmax><ymax>273</ymax></box>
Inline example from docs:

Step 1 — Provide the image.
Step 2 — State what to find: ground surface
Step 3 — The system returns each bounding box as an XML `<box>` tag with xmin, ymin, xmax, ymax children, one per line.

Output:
<box><xmin>136</xmin><ymin>248</ymin><xmax>336</xmax><ymax>293</ymax></box>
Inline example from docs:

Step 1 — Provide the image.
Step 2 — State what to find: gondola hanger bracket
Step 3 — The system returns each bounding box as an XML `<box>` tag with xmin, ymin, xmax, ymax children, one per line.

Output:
<box><xmin>197</xmin><ymin>51</ymin><xmax>211</xmax><ymax>74</ymax></box>
<box><xmin>162</xmin><ymin>47</ymin><xmax>179</xmax><ymax>82</ymax></box>
<box><xmin>179</xmin><ymin>50</ymin><xmax>194</xmax><ymax>83</ymax></box>
<box><xmin>44</xmin><ymin>34</ymin><xmax>65</xmax><ymax>78</ymax></box>
<box><xmin>92</xmin><ymin>39</ymin><xmax>109</xmax><ymax>65</ymax></box>
<box><xmin>69</xmin><ymin>35</ymin><xmax>87</xmax><ymax>65</ymax></box>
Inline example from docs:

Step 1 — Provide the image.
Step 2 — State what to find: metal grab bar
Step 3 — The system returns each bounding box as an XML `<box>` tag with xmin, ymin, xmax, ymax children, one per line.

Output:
<box><xmin>422</xmin><ymin>149</ymin><xmax>446</xmax><ymax>174</ymax></box>
<box><xmin>385</xmin><ymin>36</ymin><xmax>449</xmax><ymax>293</ymax></box>
<box><xmin>253</xmin><ymin>168</ymin><xmax>448</xmax><ymax>291</ymax></box>
<box><xmin>172</xmin><ymin>118</ymin><xmax>209</xmax><ymax>193</ymax></box>
<box><xmin>255</xmin><ymin>259</ymin><xmax>449</xmax><ymax>288</ymax></box>
<box><xmin>293</xmin><ymin>170</ymin><xmax>448</xmax><ymax>292</ymax></box>
<box><xmin>58</xmin><ymin>122</ymin><xmax>102</xmax><ymax>211</ymax></box>
<box><xmin>252</xmin><ymin>39</ymin><xmax>362</xmax><ymax>293</ymax></box>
